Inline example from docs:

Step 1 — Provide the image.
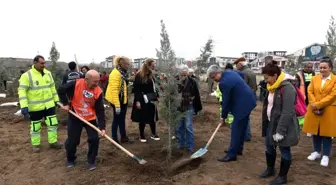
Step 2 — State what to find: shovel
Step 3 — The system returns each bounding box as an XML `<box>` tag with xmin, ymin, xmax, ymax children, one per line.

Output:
<box><xmin>57</xmin><ymin>103</ymin><xmax>147</xmax><ymax>165</ymax></box>
<box><xmin>190</xmin><ymin>122</ymin><xmax>222</xmax><ymax>159</ymax></box>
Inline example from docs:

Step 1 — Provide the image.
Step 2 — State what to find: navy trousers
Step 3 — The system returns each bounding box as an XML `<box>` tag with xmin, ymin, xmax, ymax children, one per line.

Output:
<box><xmin>227</xmin><ymin>114</ymin><xmax>249</xmax><ymax>158</ymax></box>
<box><xmin>65</xmin><ymin>114</ymin><xmax>99</xmax><ymax>164</ymax></box>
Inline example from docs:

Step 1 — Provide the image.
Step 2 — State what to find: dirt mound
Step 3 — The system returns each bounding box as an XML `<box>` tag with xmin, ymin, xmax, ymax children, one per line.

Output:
<box><xmin>0</xmin><ymin>93</ymin><xmax>335</xmax><ymax>185</ymax></box>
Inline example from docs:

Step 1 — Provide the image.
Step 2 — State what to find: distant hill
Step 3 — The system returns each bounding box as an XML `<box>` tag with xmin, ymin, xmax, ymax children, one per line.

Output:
<box><xmin>0</xmin><ymin>57</ymin><xmax>68</xmax><ymax>69</ymax></box>
<box><xmin>0</xmin><ymin>57</ymin><xmax>69</xmax><ymax>79</ymax></box>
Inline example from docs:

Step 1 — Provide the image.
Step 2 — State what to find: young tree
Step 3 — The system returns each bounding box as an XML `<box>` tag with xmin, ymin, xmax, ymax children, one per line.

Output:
<box><xmin>156</xmin><ymin>20</ymin><xmax>183</xmax><ymax>164</ymax></box>
<box><xmin>196</xmin><ymin>38</ymin><xmax>214</xmax><ymax>76</ymax></box>
<box><xmin>48</xmin><ymin>42</ymin><xmax>62</xmax><ymax>87</ymax></box>
<box><xmin>49</xmin><ymin>42</ymin><xmax>60</xmax><ymax>70</ymax></box>
<box><xmin>156</xmin><ymin>20</ymin><xmax>175</xmax><ymax>69</ymax></box>
<box><xmin>325</xmin><ymin>16</ymin><xmax>336</xmax><ymax>65</ymax></box>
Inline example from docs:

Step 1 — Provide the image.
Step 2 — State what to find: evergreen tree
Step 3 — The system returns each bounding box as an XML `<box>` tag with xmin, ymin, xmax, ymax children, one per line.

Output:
<box><xmin>48</xmin><ymin>42</ymin><xmax>62</xmax><ymax>87</ymax></box>
<box><xmin>49</xmin><ymin>42</ymin><xmax>60</xmax><ymax>70</ymax></box>
<box><xmin>156</xmin><ymin>20</ymin><xmax>175</xmax><ymax>69</ymax></box>
<box><xmin>325</xmin><ymin>16</ymin><xmax>336</xmax><ymax>69</ymax></box>
<box><xmin>156</xmin><ymin>20</ymin><xmax>183</xmax><ymax>164</ymax></box>
<box><xmin>197</xmin><ymin>38</ymin><xmax>213</xmax><ymax>76</ymax></box>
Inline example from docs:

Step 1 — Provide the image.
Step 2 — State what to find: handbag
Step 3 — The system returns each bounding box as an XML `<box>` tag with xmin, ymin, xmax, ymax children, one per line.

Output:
<box><xmin>143</xmin><ymin>78</ymin><xmax>158</xmax><ymax>103</ymax></box>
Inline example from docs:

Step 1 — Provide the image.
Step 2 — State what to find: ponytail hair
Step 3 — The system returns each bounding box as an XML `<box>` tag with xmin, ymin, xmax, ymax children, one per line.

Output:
<box><xmin>261</xmin><ymin>60</ymin><xmax>281</xmax><ymax>76</ymax></box>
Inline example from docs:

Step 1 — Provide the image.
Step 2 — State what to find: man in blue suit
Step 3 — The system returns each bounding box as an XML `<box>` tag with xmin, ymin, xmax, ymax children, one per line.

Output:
<box><xmin>207</xmin><ymin>65</ymin><xmax>256</xmax><ymax>162</ymax></box>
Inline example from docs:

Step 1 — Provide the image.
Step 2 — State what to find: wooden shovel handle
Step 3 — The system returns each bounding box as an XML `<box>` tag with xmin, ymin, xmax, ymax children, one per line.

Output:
<box><xmin>57</xmin><ymin>102</ymin><xmax>135</xmax><ymax>158</ymax></box>
<box><xmin>205</xmin><ymin>122</ymin><xmax>222</xmax><ymax>147</ymax></box>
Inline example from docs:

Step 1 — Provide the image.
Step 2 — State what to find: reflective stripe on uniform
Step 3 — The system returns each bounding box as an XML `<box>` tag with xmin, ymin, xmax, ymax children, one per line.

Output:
<box><xmin>304</xmin><ymin>73</ymin><xmax>313</xmax><ymax>82</ymax></box>
<box><xmin>48</xmin><ymin>126</ymin><xmax>58</xmax><ymax>132</ymax></box>
<box><xmin>19</xmin><ymin>85</ymin><xmax>29</xmax><ymax>89</ymax></box>
<box><xmin>28</xmin><ymin>98</ymin><xmax>53</xmax><ymax>104</ymax></box>
<box><xmin>27</xmin><ymin>71</ymin><xmax>55</xmax><ymax>90</ymax></box>
<box><xmin>19</xmin><ymin>97</ymin><xmax>27</xmax><ymax>100</ymax></box>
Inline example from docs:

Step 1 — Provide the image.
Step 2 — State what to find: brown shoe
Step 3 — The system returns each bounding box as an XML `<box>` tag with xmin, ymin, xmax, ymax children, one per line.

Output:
<box><xmin>32</xmin><ymin>146</ymin><xmax>40</xmax><ymax>153</ymax></box>
<box><xmin>121</xmin><ymin>136</ymin><xmax>130</xmax><ymax>143</ymax></box>
<box><xmin>49</xmin><ymin>142</ymin><xmax>63</xmax><ymax>149</ymax></box>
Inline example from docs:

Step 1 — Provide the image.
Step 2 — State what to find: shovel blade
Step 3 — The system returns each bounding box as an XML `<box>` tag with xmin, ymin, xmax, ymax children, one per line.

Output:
<box><xmin>190</xmin><ymin>148</ymin><xmax>208</xmax><ymax>159</ymax></box>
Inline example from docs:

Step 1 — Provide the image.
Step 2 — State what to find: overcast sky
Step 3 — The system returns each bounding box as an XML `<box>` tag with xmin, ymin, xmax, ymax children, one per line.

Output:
<box><xmin>0</xmin><ymin>0</ymin><xmax>335</xmax><ymax>63</ymax></box>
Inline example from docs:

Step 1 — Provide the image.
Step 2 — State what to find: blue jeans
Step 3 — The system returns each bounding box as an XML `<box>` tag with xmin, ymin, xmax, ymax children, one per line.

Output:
<box><xmin>227</xmin><ymin>114</ymin><xmax>249</xmax><ymax>157</ymax></box>
<box><xmin>265</xmin><ymin>129</ymin><xmax>292</xmax><ymax>160</ymax></box>
<box><xmin>313</xmin><ymin>135</ymin><xmax>332</xmax><ymax>156</ymax></box>
<box><xmin>111</xmin><ymin>104</ymin><xmax>127</xmax><ymax>142</ymax></box>
<box><xmin>176</xmin><ymin>105</ymin><xmax>194</xmax><ymax>152</ymax></box>
<box><xmin>245</xmin><ymin>118</ymin><xmax>252</xmax><ymax>140</ymax></box>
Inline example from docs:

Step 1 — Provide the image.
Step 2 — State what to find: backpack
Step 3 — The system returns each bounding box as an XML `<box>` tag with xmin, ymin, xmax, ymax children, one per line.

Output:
<box><xmin>280</xmin><ymin>79</ymin><xmax>307</xmax><ymax>117</ymax></box>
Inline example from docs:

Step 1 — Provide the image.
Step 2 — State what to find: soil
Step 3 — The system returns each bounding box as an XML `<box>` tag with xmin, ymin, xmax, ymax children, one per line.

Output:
<box><xmin>0</xmin><ymin>86</ymin><xmax>335</xmax><ymax>185</ymax></box>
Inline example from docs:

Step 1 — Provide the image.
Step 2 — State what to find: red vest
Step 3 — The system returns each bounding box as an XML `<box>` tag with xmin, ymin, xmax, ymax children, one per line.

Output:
<box><xmin>71</xmin><ymin>79</ymin><xmax>102</xmax><ymax>121</ymax></box>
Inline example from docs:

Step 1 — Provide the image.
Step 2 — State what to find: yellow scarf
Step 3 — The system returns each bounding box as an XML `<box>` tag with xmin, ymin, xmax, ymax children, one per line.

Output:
<box><xmin>267</xmin><ymin>72</ymin><xmax>285</xmax><ymax>93</ymax></box>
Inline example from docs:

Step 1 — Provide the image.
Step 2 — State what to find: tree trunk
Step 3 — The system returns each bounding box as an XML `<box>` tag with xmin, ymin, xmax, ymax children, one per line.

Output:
<box><xmin>167</xmin><ymin>100</ymin><xmax>172</xmax><ymax>165</ymax></box>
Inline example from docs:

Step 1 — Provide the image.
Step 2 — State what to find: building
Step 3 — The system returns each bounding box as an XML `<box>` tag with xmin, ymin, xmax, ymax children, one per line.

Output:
<box><xmin>174</xmin><ymin>57</ymin><xmax>186</xmax><ymax>67</ymax></box>
<box><xmin>288</xmin><ymin>43</ymin><xmax>326</xmax><ymax>72</ymax></box>
<box><xmin>208</xmin><ymin>56</ymin><xmax>238</xmax><ymax>68</ymax></box>
<box><xmin>100</xmin><ymin>55</ymin><xmax>115</xmax><ymax>68</ymax></box>
<box><xmin>132</xmin><ymin>57</ymin><xmax>148</xmax><ymax>69</ymax></box>
<box><xmin>249</xmin><ymin>51</ymin><xmax>288</xmax><ymax>74</ymax></box>
<box><xmin>242</xmin><ymin>52</ymin><xmax>258</xmax><ymax>62</ymax></box>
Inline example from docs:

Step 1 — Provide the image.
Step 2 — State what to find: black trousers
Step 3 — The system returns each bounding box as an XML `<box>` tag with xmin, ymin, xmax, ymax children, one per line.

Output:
<box><xmin>139</xmin><ymin>122</ymin><xmax>156</xmax><ymax>137</ymax></box>
<box><xmin>65</xmin><ymin>114</ymin><xmax>99</xmax><ymax>164</ymax></box>
<box><xmin>3</xmin><ymin>80</ymin><xmax>7</xmax><ymax>90</ymax></box>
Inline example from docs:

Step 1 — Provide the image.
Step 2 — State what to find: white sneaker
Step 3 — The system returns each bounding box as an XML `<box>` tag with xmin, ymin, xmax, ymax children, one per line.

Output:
<box><xmin>307</xmin><ymin>133</ymin><xmax>312</xmax><ymax>137</ymax></box>
<box><xmin>307</xmin><ymin>152</ymin><xmax>321</xmax><ymax>161</ymax></box>
<box><xmin>139</xmin><ymin>136</ymin><xmax>147</xmax><ymax>143</ymax></box>
<box><xmin>150</xmin><ymin>135</ymin><xmax>160</xmax><ymax>141</ymax></box>
<box><xmin>320</xmin><ymin>156</ymin><xmax>329</xmax><ymax>167</ymax></box>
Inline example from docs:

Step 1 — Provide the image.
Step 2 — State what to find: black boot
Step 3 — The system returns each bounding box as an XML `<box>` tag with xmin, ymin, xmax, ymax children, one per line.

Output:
<box><xmin>260</xmin><ymin>152</ymin><xmax>276</xmax><ymax>178</ymax></box>
<box><xmin>269</xmin><ymin>158</ymin><xmax>291</xmax><ymax>185</ymax></box>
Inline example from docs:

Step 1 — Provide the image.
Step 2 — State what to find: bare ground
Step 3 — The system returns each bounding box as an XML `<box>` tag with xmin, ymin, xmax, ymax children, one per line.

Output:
<box><xmin>0</xmin><ymin>91</ymin><xmax>335</xmax><ymax>185</ymax></box>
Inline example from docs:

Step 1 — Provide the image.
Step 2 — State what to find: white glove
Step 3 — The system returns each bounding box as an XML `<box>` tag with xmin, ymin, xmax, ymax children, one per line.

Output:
<box><xmin>273</xmin><ymin>133</ymin><xmax>284</xmax><ymax>142</ymax></box>
<box><xmin>115</xmin><ymin>108</ymin><xmax>121</xmax><ymax>115</ymax></box>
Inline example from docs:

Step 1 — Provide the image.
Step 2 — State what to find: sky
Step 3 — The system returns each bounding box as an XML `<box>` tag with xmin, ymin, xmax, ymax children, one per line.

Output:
<box><xmin>0</xmin><ymin>0</ymin><xmax>335</xmax><ymax>63</ymax></box>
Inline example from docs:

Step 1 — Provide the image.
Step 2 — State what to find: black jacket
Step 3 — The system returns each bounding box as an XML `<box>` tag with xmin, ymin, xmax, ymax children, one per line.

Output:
<box><xmin>177</xmin><ymin>76</ymin><xmax>202</xmax><ymax>114</ymax></box>
<box><xmin>57</xmin><ymin>80</ymin><xmax>106</xmax><ymax>130</ymax></box>
<box><xmin>62</xmin><ymin>70</ymin><xmax>84</xmax><ymax>85</ymax></box>
<box><xmin>131</xmin><ymin>74</ymin><xmax>159</xmax><ymax>124</ymax></box>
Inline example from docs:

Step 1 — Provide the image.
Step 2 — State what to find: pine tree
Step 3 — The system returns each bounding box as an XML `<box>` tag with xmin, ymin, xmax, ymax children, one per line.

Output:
<box><xmin>49</xmin><ymin>42</ymin><xmax>60</xmax><ymax>70</ymax></box>
<box><xmin>325</xmin><ymin>16</ymin><xmax>336</xmax><ymax>65</ymax></box>
<box><xmin>48</xmin><ymin>42</ymin><xmax>62</xmax><ymax>87</ymax></box>
<box><xmin>197</xmin><ymin>38</ymin><xmax>214</xmax><ymax>76</ymax></box>
<box><xmin>156</xmin><ymin>20</ymin><xmax>175</xmax><ymax>69</ymax></box>
<box><xmin>156</xmin><ymin>20</ymin><xmax>184</xmax><ymax>164</ymax></box>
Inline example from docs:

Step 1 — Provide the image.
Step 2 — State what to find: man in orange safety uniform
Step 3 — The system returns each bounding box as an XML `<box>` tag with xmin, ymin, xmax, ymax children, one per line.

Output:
<box><xmin>58</xmin><ymin>70</ymin><xmax>106</xmax><ymax>171</ymax></box>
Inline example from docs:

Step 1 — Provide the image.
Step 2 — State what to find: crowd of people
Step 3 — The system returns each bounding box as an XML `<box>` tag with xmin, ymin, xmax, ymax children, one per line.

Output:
<box><xmin>17</xmin><ymin>55</ymin><xmax>335</xmax><ymax>185</ymax></box>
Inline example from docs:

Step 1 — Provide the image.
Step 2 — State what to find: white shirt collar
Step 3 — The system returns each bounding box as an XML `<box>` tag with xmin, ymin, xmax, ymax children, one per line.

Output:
<box><xmin>322</xmin><ymin>74</ymin><xmax>331</xmax><ymax>80</ymax></box>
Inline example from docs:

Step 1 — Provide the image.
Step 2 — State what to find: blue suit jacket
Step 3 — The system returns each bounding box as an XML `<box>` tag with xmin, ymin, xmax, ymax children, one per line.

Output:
<box><xmin>219</xmin><ymin>70</ymin><xmax>256</xmax><ymax>121</ymax></box>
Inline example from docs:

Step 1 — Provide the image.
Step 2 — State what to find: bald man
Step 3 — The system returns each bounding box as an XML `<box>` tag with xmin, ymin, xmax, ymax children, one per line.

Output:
<box><xmin>58</xmin><ymin>70</ymin><xmax>106</xmax><ymax>171</ymax></box>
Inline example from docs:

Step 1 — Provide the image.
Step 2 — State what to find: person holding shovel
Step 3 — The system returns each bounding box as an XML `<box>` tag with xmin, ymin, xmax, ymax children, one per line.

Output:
<box><xmin>207</xmin><ymin>64</ymin><xmax>256</xmax><ymax>162</ymax></box>
<box><xmin>58</xmin><ymin>69</ymin><xmax>106</xmax><ymax>171</ymax></box>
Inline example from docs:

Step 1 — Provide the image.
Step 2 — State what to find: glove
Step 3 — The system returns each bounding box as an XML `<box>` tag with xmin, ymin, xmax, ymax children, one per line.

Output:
<box><xmin>273</xmin><ymin>133</ymin><xmax>284</xmax><ymax>142</ymax></box>
<box><xmin>21</xmin><ymin>107</ymin><xmax>28</xmax><ymax>115</ymax></box>
<box><xmin>115</xmin><ymin>108</ymin><xmax>121</xmax><ymax>115</ymax></box>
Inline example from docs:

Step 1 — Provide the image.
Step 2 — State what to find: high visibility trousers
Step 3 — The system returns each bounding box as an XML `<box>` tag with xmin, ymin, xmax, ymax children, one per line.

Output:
<box><xmin>29</xmin><ymin>107</ymin><xmax>58</xmax><ymax>146</ymax></box>
<box><xmin>298</xmin><ymin>116</ymin><xmax>304</xmax><ymax>126</ymax></box>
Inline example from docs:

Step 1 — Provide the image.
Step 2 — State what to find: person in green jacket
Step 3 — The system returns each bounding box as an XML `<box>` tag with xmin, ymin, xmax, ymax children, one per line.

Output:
<box><xmin>215</xmin><ymin>83</ymin><xmax>234</xmax><ymax>125</ymax></box>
